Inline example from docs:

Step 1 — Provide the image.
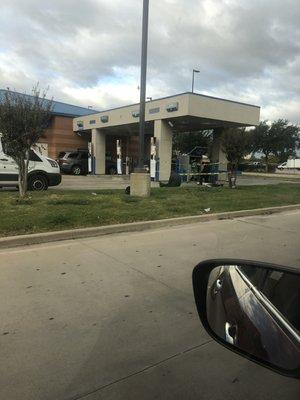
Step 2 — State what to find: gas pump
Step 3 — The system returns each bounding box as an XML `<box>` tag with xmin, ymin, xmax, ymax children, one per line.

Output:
<box><xmin>88</xmin><ymin>142</ymin><xmax>93</xmax><ymax>174</ymax></box>
<box><xmin>117</xmin><ymin>139</ymin><xmax>122</xmax><ymax>175</ymax></box>
<box><xmin>150</xmin><ymin>137</ymin><xmax>157</xmax><ymax>181</ymax></box>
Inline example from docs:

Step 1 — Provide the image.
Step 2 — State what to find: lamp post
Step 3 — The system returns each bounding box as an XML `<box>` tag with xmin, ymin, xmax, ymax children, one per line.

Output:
<box><xmin>192</xmin><ymin>69</ymin><xmax>200</xmax><ymax>93</ymax></box>
<box><xmin>137</xmin><ymin>0</ymin><xmax>150</xmax><ymax>171</ymax></box>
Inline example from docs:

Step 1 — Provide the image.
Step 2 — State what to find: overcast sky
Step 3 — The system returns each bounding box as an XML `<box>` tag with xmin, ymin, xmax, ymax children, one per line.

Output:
<box><xmin>0</xmin><ymin>0</ymin><xmax>299</xmax><ymax>123</ymax></box>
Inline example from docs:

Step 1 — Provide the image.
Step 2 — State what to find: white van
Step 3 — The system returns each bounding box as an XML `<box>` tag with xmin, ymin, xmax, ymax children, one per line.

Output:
<box><xmin>0</xmin><ymin>135</ymin><xmax>61</xmax><ymax>190</ymax></box>
<box><xmin>277</xmin><ymin>159</ymin><xmax>300</xmax><ymax>170</ymax></box>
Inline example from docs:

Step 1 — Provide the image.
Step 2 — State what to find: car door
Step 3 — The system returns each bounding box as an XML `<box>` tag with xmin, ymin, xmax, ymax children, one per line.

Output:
<box><xmin>0</xmin><ymin>153</ymin><xmax>19</xmax><ymax>185</ymax></box>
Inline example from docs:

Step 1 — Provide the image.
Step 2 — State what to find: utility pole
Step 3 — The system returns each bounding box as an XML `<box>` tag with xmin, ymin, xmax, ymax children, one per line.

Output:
<box><xmin>137</xmin><ymin>0</ymin><xmax>149</xmax><ymax>171</ymax></box>
<box><xmin>192</xmin><ymin>69</ymin><xmax>200</xmax><ymax>93</ymax></box>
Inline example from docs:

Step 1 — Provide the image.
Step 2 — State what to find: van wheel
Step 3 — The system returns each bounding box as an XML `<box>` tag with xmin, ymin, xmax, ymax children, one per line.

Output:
<box><xmin>28</xmin><ymin>174</ymin><xmax>48</xmax><ymax>191</ymax></box>
<box><xmin>72</xmin><ymin>165</ymin><xmax>82</xmax><ymax>175</ymax></box>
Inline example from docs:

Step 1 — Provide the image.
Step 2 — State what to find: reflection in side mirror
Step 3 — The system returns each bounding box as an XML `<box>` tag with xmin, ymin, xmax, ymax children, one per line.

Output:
<box><xmin>193</xmin><ymin>260</ymin><xmax>300</xmax><ymax>378</ymax></box>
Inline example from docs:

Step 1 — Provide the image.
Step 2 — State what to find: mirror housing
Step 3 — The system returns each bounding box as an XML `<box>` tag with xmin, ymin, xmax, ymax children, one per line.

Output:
<box><xmin>193</xmin><ymin>259</ymin><xmax>300</xmax><ymax>379</ymax></box>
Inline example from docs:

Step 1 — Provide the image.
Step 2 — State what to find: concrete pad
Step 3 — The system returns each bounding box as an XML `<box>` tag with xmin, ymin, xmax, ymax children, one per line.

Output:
<box><xmin>52</xmin><ymin>172</ymin><xmax>300</xmax><ymax>192</ymax></box>
<box><xmin>52</xmin><ymin>175</ymin><xmax>129</xmax><ymax>191</ymax></box>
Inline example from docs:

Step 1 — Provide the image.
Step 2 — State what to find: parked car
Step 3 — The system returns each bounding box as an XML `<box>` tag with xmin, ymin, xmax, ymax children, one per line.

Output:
<box><xmin>58</xmin><ymin>149</ymin><xmax>118</xmax><ymax>175</ymax></box>
<box><xmin>0</xmin><ymin>136</ymin><xmax>61</xmax><ymax>190</ymax></box>
<box><xmin>58</xmin><ymin>149</ymin><xmax>89</xmax><ymax>175</ymax></box>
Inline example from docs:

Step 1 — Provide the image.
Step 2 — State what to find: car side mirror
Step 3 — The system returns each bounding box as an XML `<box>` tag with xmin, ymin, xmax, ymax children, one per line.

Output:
<box><xmin>192</xmin><ymin>259</ymin><xmax>300</xmax><ymax>378</ymax></box>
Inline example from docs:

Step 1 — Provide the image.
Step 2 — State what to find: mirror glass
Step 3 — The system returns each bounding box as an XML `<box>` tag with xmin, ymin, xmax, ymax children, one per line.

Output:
<box><xmin>207</xmin><ymin>265</ymin><xmax>300</xmax><ymax>371</ymax></box>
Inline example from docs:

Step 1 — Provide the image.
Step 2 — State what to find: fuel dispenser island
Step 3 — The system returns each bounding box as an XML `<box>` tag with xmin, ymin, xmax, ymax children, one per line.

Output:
<box><xmin>88</xmin><ymin>142</ymin><xmax>93</xmax><ymax>174</ymax></box>
<box><xmin>150</xmin><ymin>137</ymin><xmax>158</xmax><ymax>181</ymax></box>
<box><xmin>116</xmin><ymin>139</ymin><xmax>122</xmax><ymax>175</ymax></box>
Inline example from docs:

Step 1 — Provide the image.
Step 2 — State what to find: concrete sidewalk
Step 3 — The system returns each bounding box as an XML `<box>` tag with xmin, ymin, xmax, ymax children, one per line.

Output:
<box><xmin>0</xmin><ymin>211</ymin><xmax>299</xmax><ymax>400</ymax></box>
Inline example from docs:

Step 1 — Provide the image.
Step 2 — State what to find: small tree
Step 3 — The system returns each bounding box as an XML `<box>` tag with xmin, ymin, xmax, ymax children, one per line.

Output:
<box><xmin>0</xmin><ymin>87</ymin><xmax>53</xmax><ymax>198</ymax></box>
<box><xmin>221</xmin><ymin>128</ymin><xmax>253</xmax><ymax>188</ymax></box>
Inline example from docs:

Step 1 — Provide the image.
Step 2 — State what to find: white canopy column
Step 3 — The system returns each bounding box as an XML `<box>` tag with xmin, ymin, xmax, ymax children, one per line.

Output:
<box><xmin>154</xmin><ymin>119</ymin><xmax>173</xmax><ymax>181</ymax></box>
<box><xmin>211</xmin><ymin>128</ymin><xmax>228</xmax><ymax>181</ymax></box>
<box><xmin>92</xmin><ymin>128</ymin><xmax>106</xmax><ymax>174</ymax></box>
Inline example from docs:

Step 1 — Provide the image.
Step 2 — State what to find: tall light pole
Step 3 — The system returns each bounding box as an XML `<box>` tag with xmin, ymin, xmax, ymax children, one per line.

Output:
<box><xmin>192</xmin><ymin>69</ymin><xmax>200</xmax><ymax>93</ymax></box>
<box><xmin>137</xmin><ymin>0</ymin><xmax>150</xmax><ymax>171</ymax></box>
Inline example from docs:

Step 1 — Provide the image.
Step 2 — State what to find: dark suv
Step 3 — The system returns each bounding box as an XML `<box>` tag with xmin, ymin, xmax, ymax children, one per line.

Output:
<box><xmin>58</xmin><ymin>150</ymin><xmax>89</xmax><ymax>175</ymax></box>
<box><xmin>58</xmin><ymin>149</ymin><xmax>117</xmax><ymax>175</ymax></box>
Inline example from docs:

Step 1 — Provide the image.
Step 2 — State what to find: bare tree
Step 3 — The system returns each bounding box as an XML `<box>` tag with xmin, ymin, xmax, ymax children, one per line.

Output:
<box><xmin>0</xmin><ymin>86</ymin><xmax>53</xmax><ymax>197</ymax></box>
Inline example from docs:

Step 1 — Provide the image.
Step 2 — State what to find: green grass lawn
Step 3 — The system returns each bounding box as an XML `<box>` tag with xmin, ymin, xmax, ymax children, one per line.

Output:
<box><xmin>0</xmin><ymin>184</ymin><xmax>299</xmax><ymax>237</ymax></box>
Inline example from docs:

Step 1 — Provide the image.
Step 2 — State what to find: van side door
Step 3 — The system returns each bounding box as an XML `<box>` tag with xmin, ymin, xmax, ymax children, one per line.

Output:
<box><xmin>0</xmin><ymin>153</ymin><xmax>19</xmax><ymax>185</ymax></box>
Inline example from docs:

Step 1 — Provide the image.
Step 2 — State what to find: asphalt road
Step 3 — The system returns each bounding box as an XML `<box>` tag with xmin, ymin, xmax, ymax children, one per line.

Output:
<box><xmin>0</xmin><ymin>211</ymin><xmax>300</xmax><ymax>400</ymax></box>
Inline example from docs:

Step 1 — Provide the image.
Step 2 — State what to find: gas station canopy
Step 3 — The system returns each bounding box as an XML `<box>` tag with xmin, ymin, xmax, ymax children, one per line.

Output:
<box><xmin>73</xmin><ymin>92</ymin><xmax>260</xmax><ymax>135</ymax></box>
<box><xmin>73</xmin><ymin>92</ymin><xmax>260</xmax><ymax>180</ymax></box>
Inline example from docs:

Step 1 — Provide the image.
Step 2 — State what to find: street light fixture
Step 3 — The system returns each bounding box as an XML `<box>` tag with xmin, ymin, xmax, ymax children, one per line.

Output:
<box><xmin>192</xmin><ymin>69</ymin><xmax>200</xmax><ymax>93</ymax></box>
<box><xmin>137</xmin><ymin>0</ymin><xmax>150</xmax><ymax>171</ymax></box>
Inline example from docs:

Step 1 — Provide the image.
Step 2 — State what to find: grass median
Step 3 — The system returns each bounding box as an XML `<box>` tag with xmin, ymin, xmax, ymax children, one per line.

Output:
<box><xmin>1</xmin><ymin>184</ymin><xmax>299</xmax><ymax>237</ymax></box>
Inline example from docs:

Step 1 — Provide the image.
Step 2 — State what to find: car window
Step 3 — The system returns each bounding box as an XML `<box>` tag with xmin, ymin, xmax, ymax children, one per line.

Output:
<box><xmin>0</xmin><ymin>137</ymin><xmax>8</xmax><ymax>154</ymax></box>
<box><xmin>260</xmin><ymin>271</ymin><xmax>300</xmax><ymax>330</ymax></box>
<box><xmin>1</xmin><ymin>141</ymin><xmax>41</xmax><ymax>162</ymax></box>
<box><xmin>239</xmin><ymin>265</ymin><xmax>267</xmax><ymax>289</ymax></box>
<box><xmin>29</xmin><ymin>150</ymin><xmax>42</xmax><ymax>162</ymax></box>
<box><xmin>68</xmin><ymin>152</ymin><xmax>79</xmax><ymax>159</ymax></box>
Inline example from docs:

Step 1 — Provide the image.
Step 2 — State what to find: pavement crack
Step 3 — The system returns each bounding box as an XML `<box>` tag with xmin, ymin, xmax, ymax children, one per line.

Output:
<box><xmin>66</xmin><ymin>339</ymin><xmax>213</xmax><ymax>400</ymax></box>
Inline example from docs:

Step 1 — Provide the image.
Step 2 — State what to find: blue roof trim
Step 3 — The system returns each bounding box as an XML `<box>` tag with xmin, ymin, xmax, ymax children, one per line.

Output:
<box><xmin>0</xmin><ymin>89</ymin><xmax>98</xmax><ymax>117</ymax></box>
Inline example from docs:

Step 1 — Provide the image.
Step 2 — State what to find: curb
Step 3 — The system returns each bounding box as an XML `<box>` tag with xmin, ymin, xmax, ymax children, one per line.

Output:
<box><xmin>1</xmin><ymin>204</ymin><xmax>300</xmax><ymax>250</ymax></box>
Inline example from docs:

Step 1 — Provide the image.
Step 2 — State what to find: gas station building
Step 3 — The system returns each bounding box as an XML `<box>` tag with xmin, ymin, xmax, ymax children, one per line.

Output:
<box><xmin>73</xmin><ymin>92</ymin><xmax>260</xmax><ymax>181</ymax></box>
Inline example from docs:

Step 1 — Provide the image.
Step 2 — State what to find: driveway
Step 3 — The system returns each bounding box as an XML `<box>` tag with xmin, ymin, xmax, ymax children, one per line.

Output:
<box><xmin>0</xmin><ymin>211</ymin><xmax>299</xmax><ymax>400</ymax></box>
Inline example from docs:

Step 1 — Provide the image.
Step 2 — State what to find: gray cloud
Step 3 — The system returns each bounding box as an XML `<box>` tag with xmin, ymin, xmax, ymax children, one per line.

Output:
<box><xmin>0</xmin><ymin>0</ymin><xmax>299</xmax><ymax>123</ymax></box>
